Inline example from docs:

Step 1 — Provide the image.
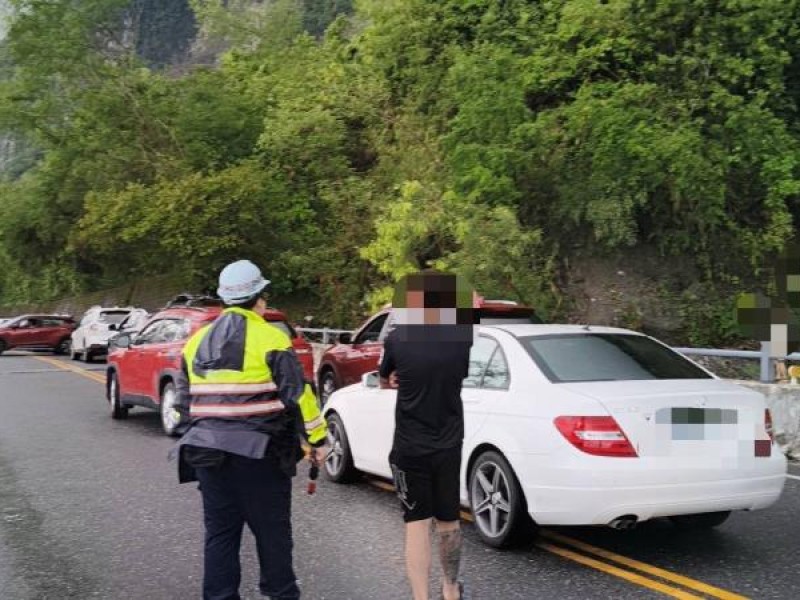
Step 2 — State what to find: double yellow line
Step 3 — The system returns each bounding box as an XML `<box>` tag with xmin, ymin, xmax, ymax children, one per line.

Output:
<box><xmin>35</xmin><ymin>356</ymin><xmax>748</xmax><ymax>599</ymax></box>
<box><xmin>35</xmin><ymin>355</ymin><xmax>106</xmax><ymax>384</ymax></box>
<box><xmin>367</xmin><ymin>478</ymin><xmax>747</xmax><ymax>599</ymax></box>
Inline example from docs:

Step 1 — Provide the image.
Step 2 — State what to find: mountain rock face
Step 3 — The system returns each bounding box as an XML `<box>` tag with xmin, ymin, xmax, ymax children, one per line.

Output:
<box><xmin>127</xmin><ymin>0</ymin><xmax>197</xmax><ymax>69</ymax></box>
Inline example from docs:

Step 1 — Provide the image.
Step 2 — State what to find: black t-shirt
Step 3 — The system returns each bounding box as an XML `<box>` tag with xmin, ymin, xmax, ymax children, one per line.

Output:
<box><xmin>379</xmin><ymin>325</ymin><xmax>473</xmax><ymax>455</ymax></box>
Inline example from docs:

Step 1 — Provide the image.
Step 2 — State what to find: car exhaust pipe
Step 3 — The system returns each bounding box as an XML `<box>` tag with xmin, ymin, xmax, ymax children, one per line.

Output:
<box><xmin>608</xmin><ymin>515</ymin><xmax>638</xmax><ymax>530</ymax></box>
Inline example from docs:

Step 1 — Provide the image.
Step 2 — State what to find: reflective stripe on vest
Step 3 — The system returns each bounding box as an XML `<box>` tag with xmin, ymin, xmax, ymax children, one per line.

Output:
<box><xmin>189</xmin><ymin>381</ymin><xmax>278</xmax><ymax>396</ymax></box>
<box><xmin>304</xmin><ymin>415</ymin><xmax>325</xmax><ymax>431</ymax></box>
<box><xmin>189</xmin><ymin>400</ymin><xmax>285</xmax><ymax>418</ymax></box>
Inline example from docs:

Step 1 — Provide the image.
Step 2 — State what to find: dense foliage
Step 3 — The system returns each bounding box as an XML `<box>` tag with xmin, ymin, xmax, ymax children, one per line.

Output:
<box><xmin>1</xmin><ymin>0</ymin><xmax>800</xmax><ymax>336</ymax></box>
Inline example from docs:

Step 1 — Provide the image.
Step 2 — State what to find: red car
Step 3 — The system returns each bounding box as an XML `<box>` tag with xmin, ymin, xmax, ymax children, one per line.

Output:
<box><xmin>106</xmin><ymin>304</ymin><xmax>314</xmax><ymax>435</ymax></box>
<box><xmin>0</xmin><ymin>314</ymin><xmax>76</xmax><ymax>356</ymax></box>
<box><xmin>317</xmin><ymin>300</ymin><xmax>542</xmax><ymax>403</ymax></box>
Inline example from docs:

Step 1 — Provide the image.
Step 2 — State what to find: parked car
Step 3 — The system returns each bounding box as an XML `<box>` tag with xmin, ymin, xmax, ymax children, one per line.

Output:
<box><xmin>0</xmin><ymin>314</ymin><xmax>76</xmax><ymax>355</ymax></box>
<box><xmin>317</xmin><ymin>300</ymin><xmax>542</xmax><ymax>404</ymax></box>
<box><xmin>322</xmin><ymin>324</ymin><xmax>787</xmax><ymax>548</ymax></box>
<box><xmin>106</xmin><ymin>303</ymin><xmax>314</xmax><ymax>435</ymax></box>
<box><xmin>71</xmin><ymin>306</ymin><xmax>134</xmax><ymax>362</ymax></box>
<box><xmin>107</xmin><ymin>309</ymin><xmax>151</xmax><ymax>350</ymax></box>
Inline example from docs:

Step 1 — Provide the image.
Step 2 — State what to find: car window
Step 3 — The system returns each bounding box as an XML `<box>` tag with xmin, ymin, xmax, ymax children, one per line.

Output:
<box><xmin>41</xmin><ymin>318</ymin><xmax>62</xmax><ymax>327</ymax></box>
<box><xmin>378</xmin><ymin>312</ymin><xmax>396</xmax><ymax>342</ymax></box>
<box><xmin>521</xmin><ymin>333</ymin><xmax>712</xmax><ymax>383</ymax></box>
<box><xmin>355</xmin><ymin>313</ymin><xmax>389</xmax><ymax>345</ymax></box>
<box><xmin>156</xmin><ymin>320</ymin><xmax>184</xmax><ymax>343</ymax></box>
<box><xmin>463</xmin><ymin>336</ymin><xmax>499</xmax><ymax>388</ymax></box>
<box><xmin>482</xmin><ymin>346</ymin><xmax>510</xmax><ymax>389</ymax></box>
<box><xmin>135</xmin><ymin>320</ymin><xmax>168</xmax><ymax>345</ymax></box>
<box><xmin>98</xmin><ymin>311</ymin><xmax>130</xmax><ymax>325</ymax></box>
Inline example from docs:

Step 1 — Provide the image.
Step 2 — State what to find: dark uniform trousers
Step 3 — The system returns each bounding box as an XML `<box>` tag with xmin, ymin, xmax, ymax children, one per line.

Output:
<box><xmin>195</xmin><ymin>451</ymin><xmax>300</xmax><ymax>600</ymax></box>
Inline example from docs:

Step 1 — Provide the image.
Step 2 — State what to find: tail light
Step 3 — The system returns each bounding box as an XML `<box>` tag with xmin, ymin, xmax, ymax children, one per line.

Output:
<box><xmin>755</xmin><ymin>409</ymin><xmax>774</xmax><ymax>457</ymax></box>
<box><xmin>765</xmin><ymin>409</ymin><xmax>775</xmax><ymax>443</ymax></box>
<box><xmin>554</xmin><ymin>416</ymin><xmax>638</xmax><ymax>458</ymax></box>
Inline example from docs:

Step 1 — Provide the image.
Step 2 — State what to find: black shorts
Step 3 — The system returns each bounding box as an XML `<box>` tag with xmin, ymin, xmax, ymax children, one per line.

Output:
<box><xmin>389</xmin><ymin>446</ymin><xmax>462</xmax><ymax>523</ymax></box>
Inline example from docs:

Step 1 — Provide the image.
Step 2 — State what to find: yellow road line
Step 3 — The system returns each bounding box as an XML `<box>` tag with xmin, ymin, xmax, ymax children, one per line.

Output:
<box><xmin>365</xmin><ymin>479</ymin><xmax>745</xmax><ymax>599</ymax></box>
<box><xmin>34</xmin><ymin>356</ymin><xmax>106</xmax><ymax>384</ymax></box>
<box><xmin>536</xmin><ymin>542</ymin><xmax>703</xmax><ymax>600</ymax></box>
<box><xmin>540</xmin><ymin>530</ymin><xmax>749</xmax><ymax>600</ymax></box>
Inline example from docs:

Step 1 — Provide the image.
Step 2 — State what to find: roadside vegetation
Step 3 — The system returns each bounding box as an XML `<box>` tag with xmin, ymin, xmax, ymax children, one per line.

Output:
<box><xmin>1</xmin><ymin>0</ymin><xmax>800</xmax><ymax>342</ymax></box>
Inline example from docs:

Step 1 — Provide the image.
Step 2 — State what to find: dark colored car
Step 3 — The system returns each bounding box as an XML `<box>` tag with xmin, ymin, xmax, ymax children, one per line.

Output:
<box><xmin>106</xmin><ymin>303</ymin><xmax>315</xmax><ymax>435</ymax></box>
<box><xmin>317</xmin><ymin>300</ymin><xmax>541</xmax><ymax>403</ymax></box>
<box><xmin>0</xmin><ymin>314</ymin><xmax>76</xmax><ymax>356</ymax></box>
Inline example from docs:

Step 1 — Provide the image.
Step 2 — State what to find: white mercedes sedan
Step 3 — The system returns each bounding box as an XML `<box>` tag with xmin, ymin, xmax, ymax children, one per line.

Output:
<box><xmin>322</xmin><ymin>325</ymin><xmax>787</xmax><ymax>548</ymax></box>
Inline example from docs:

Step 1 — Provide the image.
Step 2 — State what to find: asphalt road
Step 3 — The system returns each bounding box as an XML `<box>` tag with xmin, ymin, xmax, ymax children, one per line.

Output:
<box><xmin>0</xmin><ymin>352</ymin><xmax>798</xmax><ymax>600</ymax></box>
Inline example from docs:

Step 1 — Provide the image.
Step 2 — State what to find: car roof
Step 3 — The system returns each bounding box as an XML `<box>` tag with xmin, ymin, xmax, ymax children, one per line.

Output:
<box><xmin>483</xmin><ymin>324</ymin><xmax>643</xmax><ymax>337</ymax></box>
<box><xmin>262</xmin><ymin>307</ymin><xmax>288</xmax><ymax>321</ymax></box>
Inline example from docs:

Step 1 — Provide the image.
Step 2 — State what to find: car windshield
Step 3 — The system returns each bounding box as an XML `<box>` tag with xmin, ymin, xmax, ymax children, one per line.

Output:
<box><xmin>98</xmin><ymin>311</ymin><xmax>130</xmax><ymax>325</ymax></box>
<box><xmin>520</xmin><ymin>333</ymin><xmax>712</xmax><ymax>383</ymax></box>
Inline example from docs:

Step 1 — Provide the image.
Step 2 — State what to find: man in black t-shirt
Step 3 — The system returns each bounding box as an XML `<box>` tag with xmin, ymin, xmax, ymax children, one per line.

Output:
<box><xmin>379</xmin><ymin>271</ymin><xmax>473</xmax><ymax>600</ymax></box>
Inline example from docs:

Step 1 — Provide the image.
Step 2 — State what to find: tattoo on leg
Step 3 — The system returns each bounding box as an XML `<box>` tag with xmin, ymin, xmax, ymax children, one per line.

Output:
<box><xmin>438</xmin><ymin>528</ymin><xmax>462</xmax><ymax>584</ymax></box>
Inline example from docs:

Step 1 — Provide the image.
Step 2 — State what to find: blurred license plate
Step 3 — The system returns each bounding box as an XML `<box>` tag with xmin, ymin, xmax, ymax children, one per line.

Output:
<box><xmin>656</xmin><ymin>407</ymin><xmax>737</xmax><ymax>440</ymax></box>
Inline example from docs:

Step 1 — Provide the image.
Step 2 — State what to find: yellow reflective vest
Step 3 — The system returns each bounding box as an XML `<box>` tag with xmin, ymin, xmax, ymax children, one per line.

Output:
<box><xmin>182</xmin><ymin>306</ymin><xmax>327</xmax><ymax>446</ymax></box>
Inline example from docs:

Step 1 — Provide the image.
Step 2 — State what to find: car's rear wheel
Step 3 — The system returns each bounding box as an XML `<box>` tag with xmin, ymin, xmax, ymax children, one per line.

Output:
<box><xmin>108</xmin><ymin>372</ymin><xmax>128</xmax><ymax>420</ymax></box>
<box><xmin>160</xmin><ymin>381</ymin><xmax>180</xmax><ymax>437</ymax></box>
<box><xmin>469</xmin><ymin>450</ymin><xmax>534</xmax><ymax>548</ymax></box>
<box><xmin>669</xmin><ymin>511</ymin><xmax>731</xmax><ymax>530</ymax></box>
<box><xmin>324</xmin><ymin>413</ymin><xmax>357</xmax><ymax>483</ymax></box>
<box><xmin>0</xmin><ymin>339</ymin><xmax>6</xmax><ymax>356</ymax></box>
<box><xmin>319</xmin><ymin>369</ymin><xmax>337</xmax><ymax>405</ymax></box>
<box><xmin>54</xmin><ymin>338</ymin><xmax>71</xmax><ymax>356</ymax></box>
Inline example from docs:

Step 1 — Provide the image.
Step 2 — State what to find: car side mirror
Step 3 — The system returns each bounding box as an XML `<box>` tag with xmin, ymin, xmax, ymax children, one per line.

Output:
<box><xmin>361</xmin><ymin>371</ymin><xmax>379</xmax><ymax>388</ymax></box>
<box><xmin>115</xmin><ymin>334</ymin><xmax>132</xmax><ymax>349</ymax></box>
<box><xmin>338</xmin><ymin>332</ymin><xmax>352</xmax><ymax>344</ymax></box>
<box><xmin>109</xmin><ymin>323</ymin><xmax>119</xmax><ymax>331</ymax></box>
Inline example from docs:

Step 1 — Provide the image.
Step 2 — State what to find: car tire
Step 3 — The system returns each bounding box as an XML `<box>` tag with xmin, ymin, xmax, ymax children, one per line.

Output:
<box><xmin>323</xmin><ymin>413</ymin><xmax>358</xmax><ymax>483</ymax></box>
<box><xmin>54</xmin><ymin>338</ymin><xmax>71</xmax><ymax>356</ymax></box>
<box><xmin>319</xmin><ymin>369</ymin><xmax>338</xmax><ymax>406</ymax></box>
<box><xmin>669</xmin><ymin>511</ymin><xmax>731</xmax><ymax>530</ymax></box>
<box><xmin>468</xmin><ymin>450</ymin><xmax>535</xmax><ymax>549</ymax></box>
<box><xmin>0</xmin><ymin>339</ymin><xmax>6</xmax><ymax>356</ymax></box>
<box><xmin>108</xmin><ymin>372</ymin><xmax>128</xmax><ymax>420</ymax></box>
<box><xmin>160</xmin><ymin>381</ymin><xmax>180</xmax><ymax>437</ymax></box>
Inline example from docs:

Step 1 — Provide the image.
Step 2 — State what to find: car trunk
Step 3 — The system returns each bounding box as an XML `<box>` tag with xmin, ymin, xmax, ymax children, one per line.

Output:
<box><xmin>560</xmin><ymin>379</ymin><xmax>769</xmax><ymax>462</ymax></box>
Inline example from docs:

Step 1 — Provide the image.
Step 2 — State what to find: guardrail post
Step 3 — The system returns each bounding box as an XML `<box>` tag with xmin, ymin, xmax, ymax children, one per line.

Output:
<box><xmin>760</xmin><ymin>341</ymin><xmax>773</xmax><ymax>383</ymax></box>
<box><xmin>322</xmin><ymin>329</ymin><xmax>329</xmax><ymax>345</ymax></box>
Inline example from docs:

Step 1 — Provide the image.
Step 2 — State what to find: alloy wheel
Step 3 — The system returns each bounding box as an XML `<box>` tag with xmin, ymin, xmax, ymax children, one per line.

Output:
<box><xmin>160</xmin><ymin>383</ymin><xmax>180</xmax><ymax>436</ymax></box>
<box><xmin>471</xmin><ymin>460</ymin><xmax>513</xmax><ymax>539</ymax></box>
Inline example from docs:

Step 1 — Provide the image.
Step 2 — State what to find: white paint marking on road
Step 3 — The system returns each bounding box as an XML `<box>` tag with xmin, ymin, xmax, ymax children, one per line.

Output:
<box><xmin>786</xmin><ymin>474</ymin><xmax>800</xmax><ymax>481</ymax></box>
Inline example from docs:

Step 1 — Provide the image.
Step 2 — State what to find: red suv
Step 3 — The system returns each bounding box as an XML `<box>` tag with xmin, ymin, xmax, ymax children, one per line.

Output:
<box><xmin>0</xmin><ymin>314</ymin><xmax>76</xmax><ymax>356</ymax></box>
<box><xmin>106</xmin><ymin>304</ymin><xmax>314</xmax><ymax>435</ymax></box>
<box><xmin>317</xmin><ymin>300</ymin><xmax>541</xmax><ymax>403</ymax></box>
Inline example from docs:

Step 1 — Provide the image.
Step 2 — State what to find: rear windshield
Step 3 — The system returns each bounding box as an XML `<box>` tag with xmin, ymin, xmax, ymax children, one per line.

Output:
<box><xmin>265</xmin><ymin>319</ymin><xmax>296</xmax><ymax>339</ymax></box>
<box><xmin>99</xmin><ymin>311</ymin><xmax>130</xmax><ymax>325</ymax></box>
<box><xmin>520</xmin><ymin>333</ymin><xmax>711</xmax><ymax>383</ymax></box>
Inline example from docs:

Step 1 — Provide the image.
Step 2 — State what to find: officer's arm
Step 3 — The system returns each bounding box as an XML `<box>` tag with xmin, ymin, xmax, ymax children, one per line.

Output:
<box><xmin>267</xmin><ymin>349</ymin><xmax>327</xmax><ymax>447</ymax></box>
<box><xmin>173</xmin><ymin>357</ymin><xmax>192</xmax><ymax>434</ymax></box>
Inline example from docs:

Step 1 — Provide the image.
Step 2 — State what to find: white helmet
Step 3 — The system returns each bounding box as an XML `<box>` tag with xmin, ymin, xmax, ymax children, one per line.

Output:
<box><xmin>217</xmin><ymin>260</ymin><xmax>271</xmax><ymax>305</ymax></box>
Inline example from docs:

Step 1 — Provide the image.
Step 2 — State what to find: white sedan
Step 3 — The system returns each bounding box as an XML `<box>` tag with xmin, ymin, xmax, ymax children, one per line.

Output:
<box><xmin>322</xmin><ymin>324</ymin><xmax>787</xmax><ymax>548</ymax></box>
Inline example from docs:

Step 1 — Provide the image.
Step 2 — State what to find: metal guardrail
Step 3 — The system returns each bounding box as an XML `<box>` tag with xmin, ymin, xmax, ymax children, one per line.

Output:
<box><xmin>296</xmin><ymin>329</ymin><xmax>792</xmax><ymax>384</ymax></box>
<box><xmin>296</xmin><ymin>327</ymin><xmax>353</xmax><ymax>345</ymax></box>
<box><xmin>675</xmin><ymin>342</ymin><xmax>800</xmax><ymax>383</ymax></box>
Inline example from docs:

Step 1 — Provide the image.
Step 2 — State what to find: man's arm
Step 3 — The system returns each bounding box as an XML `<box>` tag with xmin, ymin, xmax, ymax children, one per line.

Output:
<box><xmin>378</xmin><ymin>337</ymin><xmax>397</xmax><ymax>389</ymax></box>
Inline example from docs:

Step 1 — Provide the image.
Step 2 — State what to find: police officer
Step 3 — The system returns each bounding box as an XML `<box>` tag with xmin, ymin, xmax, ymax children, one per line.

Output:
<box><xmin>169</xmin><ymin>259</ymin><xmax>327</xmax><ymax>600</ymax></box>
